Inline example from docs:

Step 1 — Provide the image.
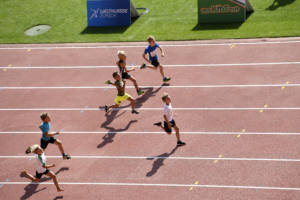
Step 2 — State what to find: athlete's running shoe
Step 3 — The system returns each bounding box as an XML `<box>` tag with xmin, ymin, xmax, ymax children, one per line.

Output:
<box><xmin>163</xmin><ymin>77</ymin><xmax>171</xmax><ymax>82</ymax></box>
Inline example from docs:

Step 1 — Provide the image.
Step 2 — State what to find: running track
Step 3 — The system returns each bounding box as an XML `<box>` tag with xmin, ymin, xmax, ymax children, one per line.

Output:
<box><xmin>1</xmin><ymin>38</ymin><xmax>300</xmax><ymax>199</ymax></box>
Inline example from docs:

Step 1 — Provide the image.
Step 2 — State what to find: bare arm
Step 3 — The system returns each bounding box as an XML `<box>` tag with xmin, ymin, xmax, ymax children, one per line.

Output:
<box><xmin>124</xmin><ymin>66</ymin><xmax>135</xmax><ymax>72</ymax></box>
<box><xmin>44</xmin><ymin>131</ymin><xmax>59</xmax><ymax>137</ymax></box>
<box><xmin>143</xmin><ymin>54</ymin><xmax>151</xmax><ymax>63</ymax></box>
<box><xmin>159</xmin><ymin>47</ymin><xmax>165</xmax><ymax>57</ymax></box>
<box><xmin>123</xmin><ymin>80</ymin><xmax>126</xmax><ymax>89</ymax></box>
<box><xmin>43</xmin><ymin>163</ymin><xmax>55</xmax><ymax>169</ymax></box>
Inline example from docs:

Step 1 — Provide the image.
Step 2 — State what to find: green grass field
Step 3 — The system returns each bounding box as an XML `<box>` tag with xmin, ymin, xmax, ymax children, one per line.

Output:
<box><xmin>0</xmin><ymin>0</ymin><xmax>299</xmax><ymax>44</ymax></box>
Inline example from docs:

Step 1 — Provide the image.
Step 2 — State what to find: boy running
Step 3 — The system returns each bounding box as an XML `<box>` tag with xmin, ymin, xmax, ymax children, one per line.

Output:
<box><xmin>154</xmin><ymin>93</ymin><xmax>186</xmax><ymax>146</ymax></box>
<box><xmin>39</xmin><ymin>113</ymin><xmax>71</xmax><ymax>160</ymax></box>
<box><xmin>105</xmin><ymin>72</ymin><xmax>139</xmax><ymax>114</ymax></box>
<box><xmin>21</xmin><ymin>144</ymin><xmax>64</xmax><ymax>192</ymax></box>
<box><xmin>141</xmin><ymin>36</ymin><xmax>171</xmax><ymax>82</ymax></box>
<box><xmin>117</xmin><ymin>50</ymin><xmax>144</xmax><ymax>96</ymax></box>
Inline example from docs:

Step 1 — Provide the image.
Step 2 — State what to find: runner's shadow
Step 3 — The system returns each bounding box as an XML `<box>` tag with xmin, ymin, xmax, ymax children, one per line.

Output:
<box><xmin>135</xmin><ymin>83</ymin><xmax>168</xmax><ymax>109</ymax></box>
<box><xmin>100</xmin><ymin>108</ymin><xmax>127</xmax><ymax>127</ymax></box>
<box><xmin>53</xmin><ymin>196</ymin><xmax>64</xmax><ymax>200</ymax></box>
<box><xmin>20</xmin><ymin>167</ymin><xmax>69</xmax><ymax>200</ymax></box>
<box><xmin>146</xmin><ymin>146</ymin><xmax>179</xmax><ymax>177</ymax></box>
<box><xmin>98</xmin><ymin>120</ymin><xmax>138</xmax><ymax>149</ymax></box>
<box><xmin>266</xmin><ymin>0</ymin><xmax>295</xmax><ymax>10</ymax></box>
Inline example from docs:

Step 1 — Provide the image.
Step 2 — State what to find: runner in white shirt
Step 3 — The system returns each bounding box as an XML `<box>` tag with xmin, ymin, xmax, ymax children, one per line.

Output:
<box><xmin>21</xmin><ymin>144</ymin><xmax>64</xmax><ymax>192</ymax></box>
<box><xmin>154</xmin><ymin>93</ymin><xmax>186</xmax><ymax>146</ymax></box>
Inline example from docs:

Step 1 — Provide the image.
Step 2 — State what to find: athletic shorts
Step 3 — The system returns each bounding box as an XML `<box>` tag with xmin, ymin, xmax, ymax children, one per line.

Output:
<box><xmin>40</xmin><ymin>137</ymin><xmax>56</xmax><ymax>149</ymax></box>
<box><xmin>151</xmin><ymin>60</ymin><xmax>160</xmax><ymax>67</ymax></box>
<box><xmin>114</xmin><ymin>93</ymin><xmax>132</xmax><ymax>105</ymax></box>
<box><xmin>35</xmin><ymin>169</ymin><xmax>49</xmax><ymax>179</ymax></box>
<box><xmin>164</xmin><ymin>120</ymin><xmax>176</xmax><ymax>133</ymax></box>
<box><xmin>122</xmin><ymin>72</ymin><xmax>131</xmax><ymax>79</ymax></box>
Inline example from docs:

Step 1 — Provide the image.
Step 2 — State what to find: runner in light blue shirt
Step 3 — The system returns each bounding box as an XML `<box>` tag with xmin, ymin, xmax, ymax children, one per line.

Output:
<box><xmin>39</xmin><ymin>112</ymin><xmax>71</xmax><ymax>160</ymax></box>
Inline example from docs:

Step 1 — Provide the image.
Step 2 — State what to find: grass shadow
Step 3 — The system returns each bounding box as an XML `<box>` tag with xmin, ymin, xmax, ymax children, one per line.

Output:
<box><xmin>81</xmin><ymin>17</ymin><xmax>139</xmax><ymax>34</ymax></box>
<box><xmin>192</xmin><ymin>22</ymin><xmax>243</xmax><ymax>31</ymax></box>
<box><xmin>146</xmin><ymin>146</ymin><xmax>180</xmax><ymax>177</ymax></box>
<box><xmin>266</xmin><ymin>0</ymin><xmax>295</xmax><ymax>10</ymax></box>
<box><xmin>193</xmin><ymin>10</ymin><xmax>254</xmax><ymax>31</ymax></box>
<box><xmin>20</xmin><ymin>167</ymin><xmax>69</xmax><ymax>200</ymax></box>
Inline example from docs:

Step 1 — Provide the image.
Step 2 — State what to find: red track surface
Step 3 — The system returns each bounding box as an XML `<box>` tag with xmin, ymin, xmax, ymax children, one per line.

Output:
<box><xmin>1</xmin><ymin>38</ymin><xmax>300</xmax><ymax>199</ymax></box>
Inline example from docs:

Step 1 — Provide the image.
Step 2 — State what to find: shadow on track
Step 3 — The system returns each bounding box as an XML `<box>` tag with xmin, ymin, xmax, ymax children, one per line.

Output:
<box><xmin>135</xmin><ymin>83</ymin><xmax>168</xmax><ymax>109</ymax></box>
<box><xmin>20</xmin><ymin>167</ymin><xmax>69</xmax><ymax>200</ymax></box>
<box><xmin>146</xmin><ymin>146</ymin><xmax>180</xmax><ymax>177</ymax></box>
<box><xmin>266</xmin><ymin>0</ymin><xmax>295</xmax><ymax>10</ymax></box>
<box><xmin>97</xmin><ymin>83</ymin><xmax>167</xmax><ymax>149</ymax></box>
<box><xmin>53</xmin><ymin>196</ymin><xmax>64</xmax><ymax>200</ymax></box>
<box><xmin>98</xmin><ymin>120</ymin><xmax>137</xmax><ymax>149</ymax></box>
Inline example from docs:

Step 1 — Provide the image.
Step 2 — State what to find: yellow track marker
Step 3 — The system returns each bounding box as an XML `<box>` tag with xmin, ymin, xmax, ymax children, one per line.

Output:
<box><xmin>286</xmin><ymin>81</ymin><xmax>290</xmax><ymax>85</ymax></box>
<box><xmin>259</xmin><ymin>109</ymin><xmax>263</xmax><ymax>113</ymax></box>
<box><xmin>230</xmin><ymin>44</ymin><xmax>235</xmax><ymax>48</ymax></box>
<box><xmin>2</xmin><ymin>68</ymin><xmax>7</xmax><ymax>72</ymax></box>
<box><xmin>189</xmin><ymin>181</ymin><xmax>199</xmax><ymax>191</ymax></box>
<box><xmin>281</xmin><ymin>86</ymin><xmax>285</xmax><ymax>90</ymax></box>
<box><xmin>27</xmin><ymin>49</ymin><xmax>31</xmax><ymax>52</ymax></box>
<box><xmin>214</xmin><ymin>155</ymin><xmax>223</xmax><ymax>163</ymax></box>
<box><xmin>264</xmin><ymin>104</ymin><xmax>268</xmax><ymax>108</ymax></box>
<box><xmin>8</xmin><ymin>64</ymin><xmax>12</xmax><ymax>67</ymax></box>
<box><xmin>237</xmin><ymin>129</ymin><xmax>245</xmax><ymax>138</ymax></box>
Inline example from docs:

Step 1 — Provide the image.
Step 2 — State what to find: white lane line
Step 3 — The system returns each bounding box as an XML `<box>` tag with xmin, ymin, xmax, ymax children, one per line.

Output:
<box><xmin>0</xmin><ymin>84</ymin><xmax>299</xmax><ymax>90</ymax></box>
<box><xmin>0</xmin><ymin>181</ymin><xmax>300</xmax><ymax>191</ymax></box>
<box><xmin>1</xmin><ymin>155</ymin><xmax>300</xmax><ymax>162</ymax></box>
<box><xmin>1</xmin><ymin>131</ymin><xmax>300</xmax><ymax>136</ymax></box>
<box><xmin>1</xmin><ymin>40</ymin><xmax>300</xmax><ymax>50</ymax></box>
<box><xmin>0</xmin><ymin>107</ymin><xmax>300</xmax><ymax>111</ymax></box>
<box><xmin>1</xmin><ymin>61</ymin><xmax>300</xmax><ymax>69</ymax></box>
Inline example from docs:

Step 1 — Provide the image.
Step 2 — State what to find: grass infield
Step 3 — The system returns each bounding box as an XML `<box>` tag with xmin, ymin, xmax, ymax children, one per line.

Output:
<box><xmin>0</xmin><ymin>0</ymin><xmax>299</xmax><ymax>44</ymax></box>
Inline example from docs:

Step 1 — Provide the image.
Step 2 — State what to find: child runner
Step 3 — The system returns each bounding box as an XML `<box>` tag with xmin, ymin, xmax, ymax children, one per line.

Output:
<box><xmin>39</xmin><ymin>113</ymin><xmax>71</xmax><ymax>160</ymax></box>
<box><xmin>21</xmin><ymin>144</ymin><xmax>64</xmax><ymax>192</ymax></box>
<box><xmin>117</xmin><ymin>50</ymin><xmax>144</xmax><ymax>96</ymax></box>
<box><xmin>141</xmin><ymin>35</ymin><xmax>171</xmax><ymax>82</ymax></box>
<box><xmin>105</xmin><ymin>72</ymin><xmax>139</xmax><ymax>114</ymax></box>
<box><xmin>154</xmin><ymin>93</ymin><xmax>186</xmax><ymax>146</ymax></box>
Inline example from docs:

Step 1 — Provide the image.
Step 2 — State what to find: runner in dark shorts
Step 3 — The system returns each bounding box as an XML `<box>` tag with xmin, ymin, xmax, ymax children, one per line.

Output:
<box><xmin>117</xmin><ymin>50</ymin><xmax>144</xmax><ymax>96</ymax></box>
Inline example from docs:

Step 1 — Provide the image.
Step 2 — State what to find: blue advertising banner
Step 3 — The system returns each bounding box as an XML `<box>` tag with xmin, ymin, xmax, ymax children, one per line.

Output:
<box><xmin>87</xmin><ymin>0</ymin><xmax>131</xmax><ymax>27</ymax></box>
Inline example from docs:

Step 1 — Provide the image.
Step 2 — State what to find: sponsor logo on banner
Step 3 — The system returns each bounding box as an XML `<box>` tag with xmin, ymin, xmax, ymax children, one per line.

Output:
<box><xmin>200</xmin><ymin>4</ymin><xmax>240</xmax><ymax>14</ymax></box>
<box><xmin>90</xmin><ymin>8</ymin><xmax>129</xmax><ymax>19</ymax></box>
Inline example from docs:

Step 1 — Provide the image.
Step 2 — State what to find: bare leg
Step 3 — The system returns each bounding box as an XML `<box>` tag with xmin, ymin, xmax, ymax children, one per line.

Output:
<box><xmin>158</xmin><ymin>123</ymin><xmax>171</xmax><ymax>135</ymax></box>
<box><xmin>109</xmin><ymin>104</ymin><xmax>119</xmax><ymax>109</ymax></box>
<box><xmin>128</xmin><ymin>97</ymin><xmax>135</xmax><ymax>111</ymax></box>
<box><xmin>21</xmin><ymin>171</ymin><xmax>39</xmax><ymax>182</ymax></box>
<box><xmin>174</xmin><ymin>125</ymin><xmax>180</xmax><ymax>141</ymax></box>
<box><xmin>129</xmin><ymin>77</ymin><xmax>139</xmax><ymax>91</ymax></box>
<box><xmin>158</xmin><ymin>65</ymin><xmax>165</xmax><ymax>78</ymax></box>
<box><xmin>46</xmin><ymin>171</ymin><xmax>64</xmax><ymax>192</ymax></box>
<box><xmin>146</xmin><ymin>65</ymin><xmax>157</xmax><ymax>70</ymax></box>
<box><xmin>54</xmin><ymin>140</ymin><xmax>64</xmax><ymax>155</ymax></box>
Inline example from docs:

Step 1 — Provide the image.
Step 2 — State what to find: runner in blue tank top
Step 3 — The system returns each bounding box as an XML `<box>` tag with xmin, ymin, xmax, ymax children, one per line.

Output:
<box><xmin>141</xmin><ymin>35</ymin><xmax>171</xmax><ymax>82</ymax></box>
